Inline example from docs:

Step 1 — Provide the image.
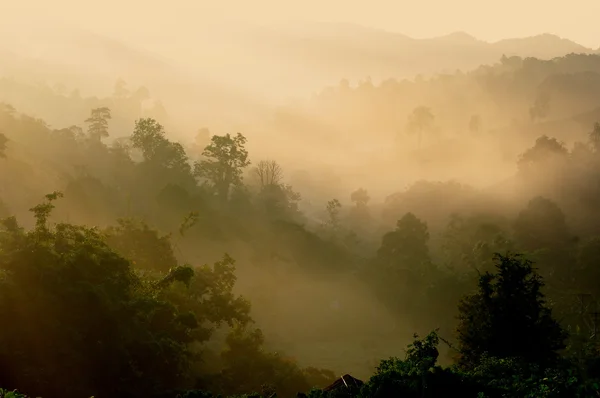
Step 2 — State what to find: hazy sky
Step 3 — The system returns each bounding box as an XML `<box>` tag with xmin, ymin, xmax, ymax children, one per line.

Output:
<box><xmin>4</xmin><ymin>0</ymin><xmax>600</xmax><ymax>48</ymax></box>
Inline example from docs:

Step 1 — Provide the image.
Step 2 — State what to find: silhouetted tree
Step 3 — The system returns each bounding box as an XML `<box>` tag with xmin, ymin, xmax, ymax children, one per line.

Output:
<box><xmin>254</xmin><ymin>160</ymin><xmax>284</xmax><ymax>188</ymax></box>
<box><xmin>350</xmin><ymin>188</ymin><xmax>370</xmax><ymax>208</ymax></box>
<box><xmin>85</xmin><ymin>107</ymin><xmax>111</xmax><ymax>141</ymax></box>
<box><xmin>377</xmin><ymin>212</ymin><xmax>431</xmax><ymax>273</ymax></box>
<box><xmin>589</xmin><ymin>122</ymin><xmax>600</xmax><ymax>153</ymax></box>
<box><xmin>0</xmin><ymin>133</ymin><xmax>7</xmax><ymax>158</ymax></box>
<box><xmin>194</xmin><ymin>133</ymin><xmax>250</xmax><ymax>202</ymax></box>
<box><xmin>514</xmin><ymin>196</ymin><xmax>571</xmax><ymax>253</ymax></box>
<box><xmin>407</xmin><ymin>106</ymin><xmax>434</xmax><ymax>149</ymax></box>
<box><xmin>457</xmin><ymin>253</ymin><xmax>567</xmax><ymax>369</ymax></box>
<box><xmin>130</xmin><ymin>118</ymin><xmax>193</xmax><ymax>187</ymax></box>
<box><xmin>325</xmin><ymin>198</ymin><xmax>342</xmax><ymax>231</ymax></box>
<box><xmin>518</xmin><ymin>135</ymin><xmax>569</xmax><ymax>173</ymax></box>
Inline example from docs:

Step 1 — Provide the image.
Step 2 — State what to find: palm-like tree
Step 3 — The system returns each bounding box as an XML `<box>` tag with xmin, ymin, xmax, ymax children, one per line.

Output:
<box><xmin>407</xmin><ymin>106</ymin><xmax>434</xmax><ymax>149</ymax></box>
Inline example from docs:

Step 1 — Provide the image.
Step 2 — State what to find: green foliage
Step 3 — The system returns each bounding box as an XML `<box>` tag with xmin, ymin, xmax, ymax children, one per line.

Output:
<box><xmin>194</xmin><ymin>133</ymin><xmax>250</xmax><ymax>201</ymax></box>
<box><xmin>6</xmin><ymin>57</ymin><xmax>600</xmax><ymax>398</ymax></box>
<box><xmin>377</xmin><ymin>212</ymin><xmax>431</xmax><ymax>274</ymax></box>
<box><xmin>0</xmin><ymin>194</ymin><xmax>251</xmax><ymax>398</ymax></box>
<box><xmin>324</xmin><ymin>199</ymin><xmax>342</xmax><ymax>232</ymax></box>
<box><xmin>457</xmin><ymin>253</ymin><xmax>567</xmax><ymax>369</ymax></box>
<box><xmin>104</xmin><ymin>218</ymin><xmax>178</xmax><ymax>272</ymax></box>
<box><xmin>131</xmin><ymin>118</ymin><xmax>193</xmax><ymax>188</ymax></box>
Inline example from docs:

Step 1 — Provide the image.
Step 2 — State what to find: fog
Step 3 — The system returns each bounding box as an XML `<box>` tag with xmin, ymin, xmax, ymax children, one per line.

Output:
<box><xmin>2</xmin><ymin>2</ymin><xmax>600</xmax><ymax>396</ymax></box>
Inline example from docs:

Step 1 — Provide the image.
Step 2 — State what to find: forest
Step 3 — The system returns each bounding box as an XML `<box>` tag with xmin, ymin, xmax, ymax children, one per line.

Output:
<box><xmin>3</xmin><ymin>24</ymin><xmax>600</xmax><ymax>397</ymax></box>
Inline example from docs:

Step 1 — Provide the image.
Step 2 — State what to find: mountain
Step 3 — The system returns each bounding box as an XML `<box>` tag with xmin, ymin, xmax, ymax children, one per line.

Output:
<box><xmin>0</xmin><ymin>24</ymin><xmax>271</xmax><ymax>136</ymax></box>
<box><xmin>195</xmin><ymin>22</ymin><xmax>595</xmax><ymax>97</ymax></box>
<box><xmin>0</xmin><ymin>21</ymin><xmax>595</xmax><ymax>126</ymax></box>
<box><xmin>492</xmin><ymin>34</ymin><xmax>590</xmax><ymax>58</ymax></box>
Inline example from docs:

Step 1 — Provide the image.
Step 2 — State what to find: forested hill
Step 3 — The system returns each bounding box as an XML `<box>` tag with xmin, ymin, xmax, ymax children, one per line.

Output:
<box><xmin>4</xmin><ymin>49</ymin><xmax>600</xmax><ymax>397</ymax></box>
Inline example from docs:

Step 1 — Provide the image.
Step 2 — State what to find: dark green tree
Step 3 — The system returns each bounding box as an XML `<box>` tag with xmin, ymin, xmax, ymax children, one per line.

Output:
<box><xmin>194</xmin><ymin>133</ymin><xmax>250</xmax><ymax>202</ymax></box>
<box><xmin>457</xmin><ymin>253</ymin><xmax>567</xmax><ymax>369</ymax></box>
<box><xmin>0</xmin><ymin>193</ymin><xmax>196</xmax><ymax>397</ymax></box>
<box><xmin>514</xmin><ymin>196</ymin><xmax>572</xmax><ymax>252</ymax></box>
<box><xmin>377</xmin><ymin>212</ymin><xmax>431</xmax><ymax>273</ymax></box>
<box><xmin>130</xmin><ymin>118</ymin><xmax>194</xmax><ymax>189</ymax></box>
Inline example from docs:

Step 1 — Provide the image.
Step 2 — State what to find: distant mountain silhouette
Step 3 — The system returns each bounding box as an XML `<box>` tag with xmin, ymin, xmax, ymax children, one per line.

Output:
<box><xmin>0</xmin><ymin>22</ymin><xmax>596</xmax><ymax>102</ymax></box>
<box><xmin>217</xmin><ymin>22</ymin><xmax>595</xmax><ymax>95</ymax></box>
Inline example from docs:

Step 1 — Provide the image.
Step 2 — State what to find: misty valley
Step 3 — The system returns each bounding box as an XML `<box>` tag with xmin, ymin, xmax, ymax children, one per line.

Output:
<box><xmin>3</xmin><ymin>19</ymin><xmax>600</xmax><ymax>398</ymax></box>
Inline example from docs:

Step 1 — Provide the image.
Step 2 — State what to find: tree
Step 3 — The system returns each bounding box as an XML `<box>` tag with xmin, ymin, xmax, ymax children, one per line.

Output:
<box><xmin>325</xmin><ymin>199</ymin><xmax>342</xmax><ymax>231</ymax></box>
<box><xmin>257</xmin><ymin>183</ymin><xmax>302</xmax><ymax>222</ymax></box>
<box><xmin>113</xmin><ymin>78</ymin><xmax>129</xmax><ymax>98</ymax></box>
<box><xmin>350</xmin><ymin>188</ymin><xmax>370</xmax><ymax>208</ymax></box>
<box><xmin>514</xmin><ymin>196</ymin><xmax>574</xmax><ymax>282</ymax></box>
<box><xmin>131</xmin><ymin>118</ymin><xmax>168</xmax><ymax>161</ymax></box>
<box><xmin>574</xmin><ymin>236</ymin><xmax>600</xmax><ymax>294</ymax></box>
<box><xmin>0</xmin><ymin>193</ymin><xmax>195</xmax><ymax>397</ymax></box>
<box><xmin>103</xmin><ymin>218</ymin><xmax>178</xmax><ymax>273</ymax></box>
<box><xmin>589</xmin><ymin>122</ymin><xmax>600</xmax><ymax>153</ymax></box>
<box><xmin>210</xmin><ymin>325</ymin><xmax>313</xmax><ymax>397</ymax></box>
<box><xmin>441</xmin><ymin>213</ymin><xmax>513</xmax><ymax>271</ymax></box>
<box><xmin>457</xmin><ymin>253</ymin><xmax>567</xmax><ymax>370</ymax></box>
<box><xmin>514</xmin><ymin>196</ymin><xmax>571</xmax><ymax>253</ymax></box>
<box><xmin>193</xmin><ymin>133</ymin><xmax>250</xmax><ymax>201</ymax></box>
<box><xmin>407</xmin><ymin>106</ymin><xmax>435</xmax><ymax>149</ymax></box>
<box><xmin>253</xmin><ymin>160</ymin><xmax>284</xmax><ymax>188</ymax></box>
<box><xmin>84</xmin><ymin>107</ymin><xmax>111</xmax><ymax>141</ymax></box>
<box><xmin>0</xmin><ymin>193</ymin><xmax>253</xmax><ymax>398</ymax></box>
<box><xmin>0</xmin><ymin>133</ymin><xmax>7</xmax><ymax>158</ymax></box>
<box><xmin>191</xmin><ymin>128</ymin><xmax>211</xmax><ymax>156</ymax></box>
<box><xmin>130</xmin><ymin>118</ymin><xmax>193</xmax><ymax>186</ymax></box>
<box><xmin>377</xmin><ymin>212</ymin><xmax>431</xmax><ymax>273</ymax></box>
<box><xmin>518</xmin><ymin>135</ymin><xmax>568</xmax><ymax>173</ymax></box>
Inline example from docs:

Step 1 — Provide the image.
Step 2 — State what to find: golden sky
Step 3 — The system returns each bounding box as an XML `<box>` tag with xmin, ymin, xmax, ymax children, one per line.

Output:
<box><xmin>3</xmin><ymin>0</ymin><xmax>599</xmax><ymax>48</ymax></box>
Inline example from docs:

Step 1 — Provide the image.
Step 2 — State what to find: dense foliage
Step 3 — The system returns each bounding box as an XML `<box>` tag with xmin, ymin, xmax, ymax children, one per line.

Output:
<box><xmin>4</xmin><ymin>53</ymin><xmax>600</xmax><ymax>397</ymax></box>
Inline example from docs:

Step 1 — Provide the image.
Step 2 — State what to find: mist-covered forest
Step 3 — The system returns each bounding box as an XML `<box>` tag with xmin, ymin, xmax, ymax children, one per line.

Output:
<box><xmin>5</xmin><ymin>15</ymin><xmax>600</xmax><ymax>398</ymax></box>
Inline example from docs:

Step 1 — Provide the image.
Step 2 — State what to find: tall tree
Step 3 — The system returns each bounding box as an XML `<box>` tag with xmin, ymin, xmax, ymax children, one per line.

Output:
<box><xmin>407</xmin><ymin>106</ymin><xmax>434</xmax><ymax>149</ymax></box>
<box><xmin>194</xmin><ymin>133</ymin><xmax>250</xmax><ymax>201</ymax></box>
<box><xmin>457</xmin><ymin>253</ymin><xmax>567</xmax><ymax>370</ymax></box>
<box><xmin>0</xmin><ymin>132</ymin><xmax>7</xmax><ymax>158</ymax></box>
<box><xmin>131</xmin><ymin>118</ymin><xmax>191</xmax><ymax>173</ymax></box>
<box><xmin>85</xmin><ymin>107</ymin><xmax>111</xmax><ymax>141</ymax></box>
<box><xmin>325</xmin><ymin>198</ymin><xmax>342</xmax><ymax>231</ymax></box>
<box><xmin>589</xmin><ymin>122</ymin><xmax>600</xmax><ymax>153</ymax></box>
<box><xmin>377</xmin><ymin>212</ymin><xmax>431</xmax><ymax>273</ymax></box>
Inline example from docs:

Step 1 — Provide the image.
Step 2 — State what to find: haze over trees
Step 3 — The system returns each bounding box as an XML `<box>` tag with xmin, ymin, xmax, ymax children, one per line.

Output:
<box><xmin>4</xmin><ymin>14</ymin><xmax>600</xmax><ymax>398</ymax></box>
